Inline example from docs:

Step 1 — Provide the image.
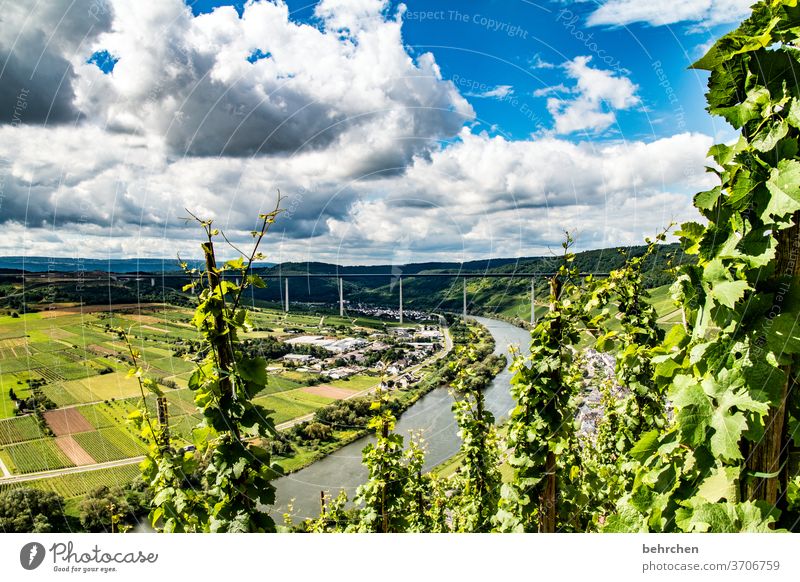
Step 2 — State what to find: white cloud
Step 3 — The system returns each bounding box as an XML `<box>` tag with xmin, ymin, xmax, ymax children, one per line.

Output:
<box><xmin>466</xmin><ymin>85</ymin><xmax>515</xmax><ymax>99</ymax></box>
<box><xmin>533</xmin><ymin>84</ymin><xmax>570</xmax><ymax>98</ymax></box>
<box><xmin>321</xmin><ymin>130</ymin><xmax>716</xmax><ymax>262</ymax></box>
<box><xmin>529</xmin><ymin>54</ymin><xmax>556</xmax><ymax>70</ymax></box>
<box><xmin>0</xmin><ymin>119</ymin><xmax>715</xmax><ymax>263</ymax></box>
<box><xmin>68</xmin><ymin>0</ymin><xmax>472</xmax><ymax>165</ymax></box>
<box><xmin>586</xmin><ymin>0</ymin><xmax>752</xmax><ymax>28</ymax></box>
<box><xmin>0</xmin><ymin>0</ymin><xmax>112</xmax><ymax>124</ymax></box>
<box><xmin>542</xmin><ymin>56</ymin><xmax>639</xmax><ymax>134</ymax></box>
<box><xmin>0</xmin><ymin>0</ymin><xmax>717</xmax><ymax>264</ymax></box>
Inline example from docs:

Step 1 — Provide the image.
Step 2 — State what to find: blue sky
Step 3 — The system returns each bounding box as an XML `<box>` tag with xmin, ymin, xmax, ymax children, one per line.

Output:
<box><xmin>186</xmin><ymin>0</ymin><xmax>736</xmax><ymax>143</ymax></box>
<box><xmin>0</xmin><ymin>0</ymin><xmax>753</xmax><ymax>262</ymax></box>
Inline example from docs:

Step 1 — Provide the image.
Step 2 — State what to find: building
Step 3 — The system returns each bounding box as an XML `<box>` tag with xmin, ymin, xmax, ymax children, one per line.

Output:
<box><xmin>283</xmin><ymin>354</ymin><xmax>315</xmax><ymax>364</ymax></box>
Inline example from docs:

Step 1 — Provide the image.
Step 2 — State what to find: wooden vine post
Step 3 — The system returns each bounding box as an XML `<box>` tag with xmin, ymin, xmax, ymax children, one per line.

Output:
<box><xmin>202</xmin><ymin>241</ymin><xmax>237</xmax><ymax>403</ymax></box>
<box><xmin>745</xmin><ymin>212</ymin><xmax>800</xmax><ymax>505</ymax></box>
<box><xmin>540</xmin><ymin>273</ymin><xmax>562</xmax><ymax>534</ymax></box>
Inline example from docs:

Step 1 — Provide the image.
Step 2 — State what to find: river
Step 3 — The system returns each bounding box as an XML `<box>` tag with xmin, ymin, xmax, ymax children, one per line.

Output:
<box><xmin>271</xmin><ymin>316</ymin><xmax>531</xmax><ymax>522</ymax></box>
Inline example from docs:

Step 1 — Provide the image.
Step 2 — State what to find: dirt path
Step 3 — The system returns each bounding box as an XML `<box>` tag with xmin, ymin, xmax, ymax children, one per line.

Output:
<box><xmin>0</xmin><ymin>456</ymin><xmax>10</xmax><ymax>478</ymax></box>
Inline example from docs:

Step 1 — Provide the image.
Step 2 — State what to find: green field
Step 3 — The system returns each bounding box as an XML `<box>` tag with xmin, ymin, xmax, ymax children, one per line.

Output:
<box><xmin>253</xmin><ymin>374</ymin><xmax>302</xmax><ymax>398</ymax></box>
<box><xmin>0</xmin><ymin>373</ymin><xmax>31</xmax><ymax>419</ymax></box>
<box><xmin>0</xmin><ymin>415</ymin><xmax>45</xmax><ymax>445</ymax></box>
<box><xmin>0</xmin><ymin>301</ymin><xmax>428</xmax><ymax>499</ymax></box>
<box><xmin>255</xmin><ymin>388</ymin><xmax>336</xmax><ymax>424</ymax></box>
<box><xmin>72</xmin><ymin>427</ymin><xmax>145</xmax><ymax>463</ymax></box>
<box><xmin>0</xmin><ymin>463</ymin><xmax>141</xmax><ymax>498</ymax></box>
<box><xmin>330</xmin><ymin>374</ymin><xmax>379</xmax><ymax>391</ymax></box>
<box><xmin>1</xmin><ymin>438</ymin><xmax>75</xmax><ymax>473</ymax></box>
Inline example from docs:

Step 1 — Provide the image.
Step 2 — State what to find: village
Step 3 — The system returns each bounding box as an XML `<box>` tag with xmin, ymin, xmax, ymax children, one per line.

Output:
<box><xmin>277</xmin><ymin>324</ymin><xmax>445</xmax><ymax>390</ymax></box>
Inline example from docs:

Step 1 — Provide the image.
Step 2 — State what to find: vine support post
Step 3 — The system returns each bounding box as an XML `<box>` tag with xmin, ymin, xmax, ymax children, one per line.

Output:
<box><xmin>201</xmin><ymin>241</ymin><xmax>236</xmax><ymax>402</ymax></box>
<box><xmin>744</xmin><ymin>212</ymin><xmax>800</xmax><ymax>507</ymax></box>
<box><xmin>539</xmin><ymin>273</ymin><xmax>562</xmax><ymax>534</ymax></box>
<box><xmin>530</xmin><ymin>277</ymin><xmax>536</xmax><ymax>326</ymax></box>
<box><xmin>284</xmin><ymin>277</ymin><xmax>289</xmax><ymax>313</ymax></box>
<box><xmin>156</xmin><ymin>396</ymin><xmax>170</xmax><ymax>451</ymax></box>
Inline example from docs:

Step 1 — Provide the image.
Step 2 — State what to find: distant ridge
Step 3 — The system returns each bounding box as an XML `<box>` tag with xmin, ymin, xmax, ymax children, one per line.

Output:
<box><xmin>0</xmin><ymin>257</ymin><xmax>274</xmax><ymax>273</ymax></box>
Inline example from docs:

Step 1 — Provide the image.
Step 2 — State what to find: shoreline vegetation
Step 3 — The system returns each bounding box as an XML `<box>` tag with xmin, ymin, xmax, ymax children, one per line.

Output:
<box><xmin>269</xmin><ymin>318</ymin><xmax>506</xmax><ymax>478</ymax></box>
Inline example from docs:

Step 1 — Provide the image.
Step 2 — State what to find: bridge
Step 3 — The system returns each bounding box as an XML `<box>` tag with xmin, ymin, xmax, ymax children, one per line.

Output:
<box><xmin>0</xmin><ymin>270</ymin><xmax>608</xmax><ymax>326</ymax></box>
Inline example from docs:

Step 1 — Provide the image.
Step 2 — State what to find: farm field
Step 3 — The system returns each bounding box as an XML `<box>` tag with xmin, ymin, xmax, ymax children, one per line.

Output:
<box><xmin>0</xmin><ymin>463</ymin><xmax>142</xmax><ymax>498</ymax></box>
<box><xmin>1</xmin><ymin>438</ymin><xmax>75</xmax><ymax>473</ymax></box>
<box><xmin>0</xmin><ymin>300</ymin><xmax>402</xmax><ymax>499</ymax></box>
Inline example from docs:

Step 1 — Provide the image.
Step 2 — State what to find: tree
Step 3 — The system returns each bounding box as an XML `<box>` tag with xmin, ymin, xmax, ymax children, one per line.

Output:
<box><xmin>0</xmin><ymin>488</ymin><xmax>67</xmax><ymax>533</ymax></box>
<box><xmin>302</xmin><ymin>422</ymin><xmax>333</xmax><ymax>442</ymax></box>
<box><xmin>79</xmin><ymin>486</ymin><xmax>132</xmax><ymax>532</ymax></box>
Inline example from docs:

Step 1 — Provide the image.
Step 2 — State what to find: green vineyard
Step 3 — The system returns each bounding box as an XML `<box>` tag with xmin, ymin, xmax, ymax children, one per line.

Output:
<box><xmin>0</xmin><ymin>464</ymin><xmax>141</xmax><ymax>498</ymax></box>
<box><xmin>1</xmin><ymin>439</ymin><xmax>74</xmax><ymax>473</ymax></box>
<box><xmin>0</xmin><ymin>415</ymin><xmax>45</xmax><ymax>446</ymax></box>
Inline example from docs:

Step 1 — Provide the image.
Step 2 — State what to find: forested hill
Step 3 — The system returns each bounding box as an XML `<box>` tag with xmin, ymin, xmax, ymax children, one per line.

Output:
<box><xmin>1</xmin><ymin>243</ymin><xmax>690</xmax><ymax>316</ymax></box>
<box><xmin>256</xmin><ymin>242</ymin><xmax>690</xmax><ymax>314</ymax></box>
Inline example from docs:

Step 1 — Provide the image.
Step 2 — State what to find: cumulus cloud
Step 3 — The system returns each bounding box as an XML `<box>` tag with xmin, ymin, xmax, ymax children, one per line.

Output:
<box><xmin>74</xmin><ymin>0</ymin><xmax>472</xmax><ymax>165</ymax></box>
<box><xmin>586</xmin><ymin>0</ymin><xmax>753</xmax><ymax>28</ymax></box>
<box><xmin>0</xmin><ymin>0</ymin><xmax>112</xmax><ymax>125</ymax></box>
<box><xmin>541</xmin><ymin>56</ymin><xmax>639</xmax><ymax>135</ymax></box>
<box><xmin>0</xmin><ymin>118</ymin><xmax>715</xmax><ymax>263</ymax></box>
<box><xmin>0</xmin><ymin>0</ymin><xmax>717</xmax><ymax>264</ymax></box>
<box><xmin>321</xmin><ymin>130</ymin><xmax>716</xmax><ymax>261</ymax></box>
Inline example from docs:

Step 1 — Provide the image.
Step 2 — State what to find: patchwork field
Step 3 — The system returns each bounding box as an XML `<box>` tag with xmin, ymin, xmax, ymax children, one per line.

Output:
<box><xmin>1</xmin><ymin>438</ymin><xmax>75</xmax><ymax>473</ymax></box>
<box><xmin>0</xmin><ymin>415</ymin><xmax>45</xmax><ymax>445</ymax></box>
<box><xmin>0</xmin><ymin>463</ymin><xmax>142</xmax><ymax>498</ymax></box>
<box><xmin>0</xmin><ymin>301</ymin><xmax>398</xmax><ymax>501</ymax></box>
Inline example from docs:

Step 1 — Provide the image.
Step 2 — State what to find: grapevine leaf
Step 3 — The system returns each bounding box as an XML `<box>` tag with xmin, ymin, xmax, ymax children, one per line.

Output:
<box><xmin>629</xmin><ymin>430</ymin><xmax>661</xmax><ymax>463</ymax></box>
<box><xmin>694</xmin><ymin>187</ymin><xmax>721</xmax><ymax>210</ymax></box>
<box><xmin>763</xmin><ymin>159</ymin><xmax>800</xmax><ymax>221</ymax></box>
<box><xmin>669</xmin><ymin>376</ymin><xmax>712</xmax><ymax>446</ymax></box>
<box><xmin>709</xmin><ymin>280</ymin><xmax>750</xmax><ymax>308</ymax></box>
<box><xmin>696</xmin><ymin>465</ymin><xmax>739</xmax><ymax>503</ymax></box>
<box><xmin>765</xmin><ymin>311</ymin><xmax>800</xmax><ymax>355</ymax></box>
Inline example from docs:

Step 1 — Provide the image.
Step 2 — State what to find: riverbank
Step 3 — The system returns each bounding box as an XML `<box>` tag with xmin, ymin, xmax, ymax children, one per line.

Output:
<box><xmin>271</xmin><ymin>315</ymin><xmax>531</xmax><ymax>522</ymax></box>
<box><xmin>269</xmin><ymin>318</ymin><xmax>502</xmax><ymax>477</ymax></box>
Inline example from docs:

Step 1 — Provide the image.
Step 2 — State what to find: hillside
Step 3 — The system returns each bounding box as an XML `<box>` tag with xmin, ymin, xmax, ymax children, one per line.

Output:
<box><xmin>0</xmin><ymin>243</ymin><xmax>691</xmax><ymax>318</ymax></box>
